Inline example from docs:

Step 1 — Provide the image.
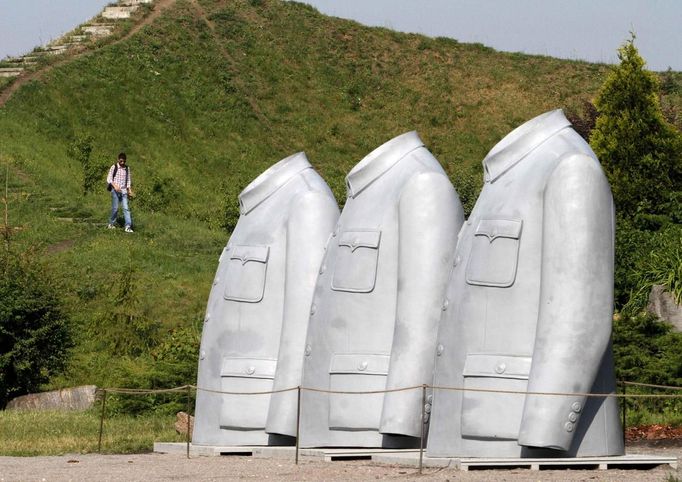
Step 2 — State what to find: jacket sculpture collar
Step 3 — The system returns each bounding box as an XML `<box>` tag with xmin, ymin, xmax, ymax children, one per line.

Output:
<box><xmin>345</xmin><ymin>131</ymin><xmax>424</xmax><ymax>198</ymax></box>
<box><xmin>483</xmin><ymin>109</ymin><xmax>571</xmax><ymax>183</ymax></box>
<box><xmin>239</xmin><ymin>152</ymin><xmax>312</xmax><ymax>214</ymax></box>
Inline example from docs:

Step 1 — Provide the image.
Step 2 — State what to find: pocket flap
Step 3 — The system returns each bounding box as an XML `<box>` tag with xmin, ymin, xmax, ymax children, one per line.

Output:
<box><xmin>229</xmin><ymin>245</ymin><xmax>269</xmax><ymax>264</ymax></box>
<box><xmin>463</xmin><ymin>353</ymin><xmax>531</xmax><ymax>380</ymax></box>
<box><xmin>338</xmin><ymin>230</ymin><xmax>381</xmax><ymax>252</ymax></box>
<box><xmin>221</xmin><ymin>357</ymin><xmax>277</xmax><ymax>379</ymax></box>
<box><xmin>330</xmin><ymin>353</ymin><xmax>390</xmax><ymax>375</ymax></box>
<box><xmin>475</xmin><ymin>219</ymin><xmax>522</xmax><ymax>241</ymax></box>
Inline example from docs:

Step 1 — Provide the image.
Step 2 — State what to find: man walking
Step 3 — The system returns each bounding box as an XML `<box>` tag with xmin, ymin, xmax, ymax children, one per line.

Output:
<box><xmin>106</xmin><ymin>152</ymin><xmax>134</xmax><ymax>233</ymax></box>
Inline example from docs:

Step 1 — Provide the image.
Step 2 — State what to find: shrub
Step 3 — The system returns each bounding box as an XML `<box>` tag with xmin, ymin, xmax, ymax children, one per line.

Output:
<box><xmin>0</xmin><ymin>246</ymin><xmax>72</xmax><ymax>408</ymax></box>
<box><xmin>68</xmin><ymin>134</ymin><xmax>108</xmax><ymax>195</ymax></box>
<box><xmin>590</xmin><ymin>36</ymin><xmax>682</xmax><ymax>224</ymax></box>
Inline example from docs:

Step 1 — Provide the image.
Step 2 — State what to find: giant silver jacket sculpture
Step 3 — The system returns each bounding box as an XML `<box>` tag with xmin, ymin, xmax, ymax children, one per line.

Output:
<box><xmin>427</xmin><ymin>110</ymin><xmax>624</xmax><ymax>457</ymax></box>
<box><xmin>300</xmin><ymin>131</ymin><xmax>465</xmax><ymax>447</ymax></box>
<box><xmin>193</xmin><ymin>153</ymin><xmax>339</xmax><ymax>446</ymax></box>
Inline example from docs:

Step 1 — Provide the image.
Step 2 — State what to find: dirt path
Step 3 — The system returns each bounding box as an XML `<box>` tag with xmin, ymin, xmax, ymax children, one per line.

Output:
<box><xmin>0</xmin><ymin>450</ymin><xmax>679</xmax><ymax>482</ymax></box>
<box><xmin>0</xmin><ymin>0</ymin><xmax>176</xmax><ymax>108</ymax></box>
<box><xmin>188</xmin><ymin>0</ymin><xmax>286</xmax><ymax>151</ymax></box>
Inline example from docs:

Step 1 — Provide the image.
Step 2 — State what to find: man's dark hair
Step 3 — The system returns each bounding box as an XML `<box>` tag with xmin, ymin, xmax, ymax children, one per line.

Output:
<box><xmin>118</xmin><ymin>152</ymin><xmax>127</xmax><ymax>161</ymax></box>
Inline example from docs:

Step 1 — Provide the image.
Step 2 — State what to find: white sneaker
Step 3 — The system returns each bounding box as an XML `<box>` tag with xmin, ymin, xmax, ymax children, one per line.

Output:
<box><xmin>125</xmin><ymin>226</ymin><xmax>134</xmax><ymax>233</ymax></box>
<box><xmin>107</xmin><ymin>224</ymin><xmax>116</xmax><ymax>229</ymax></box>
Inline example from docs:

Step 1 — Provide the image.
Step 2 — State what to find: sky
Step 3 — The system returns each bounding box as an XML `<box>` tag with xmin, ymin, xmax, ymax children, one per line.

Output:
<box><xmin>0</xmin><ymin>0</ymin><xmax>110</xmax><ymax>60</ymax></box>
<box><xmin>0</xmin><ymin>0</ymin><xmax>680</xmax><ymax>71</ymax></box>
<box><xmin>300</xmin><ymin>0</ymin><xmax>682</xmax><ymax>72</ymax></box>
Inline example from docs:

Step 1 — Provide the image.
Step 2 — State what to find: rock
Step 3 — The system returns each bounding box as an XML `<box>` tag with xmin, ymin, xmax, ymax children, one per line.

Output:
<box><xmin>175</xmin><ymin>412</ymin><xmax>195</xmax><ymax>438</ymax></box>
<box><xmin>647</xmin><ymin>284</ymin><xmax>682</xmax><ymax>332</ymax></box>
<box><xmin>102</xmin><ymin>6</ymin><xmax>139</xmax><ymax>19</ymax></box>
<box><xmin>6</xmin><ymin>385</ymin><xmax>98</xmax><ymax>411</ymax></box>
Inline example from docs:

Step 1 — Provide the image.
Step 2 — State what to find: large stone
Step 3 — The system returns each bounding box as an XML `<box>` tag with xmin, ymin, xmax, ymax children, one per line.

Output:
<box><xmin>648</xmin><ymin>284</ymin><xmax>682</xmax><ymax>332</ymax></box>
<box><xmin>6</xmin><ymin>385</ymin><xmax>98</xmax><ymax>411</ymax></box>
<box><xmin>82</xmin><ymin>25</ymin><xmax>114</xmax><ymax>37</ymax></box>
<box><xmin>175</xmin><ymin>412</ymin><xmax>195</xmax><ymax>438</ymax></box>
<box><xmin>102</xmin><ymin>6</ymin><xmax>139</xmax><ymax>19</ymax></box>
<box><xmin>0</xmin><ymin>68</ymin><xmax>23</xmax><ymax>78</ymax></box>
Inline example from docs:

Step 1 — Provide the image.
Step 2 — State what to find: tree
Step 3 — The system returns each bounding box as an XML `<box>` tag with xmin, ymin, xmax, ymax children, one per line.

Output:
<box><xmin>0</xmin><ymin>247</ymin><xmax>72</xmax><ymax>408</ymax></box>
<box><xmin>590</xmin><ymin>36</ymin><xmax>682</xmax><ymax>226</ymax></box>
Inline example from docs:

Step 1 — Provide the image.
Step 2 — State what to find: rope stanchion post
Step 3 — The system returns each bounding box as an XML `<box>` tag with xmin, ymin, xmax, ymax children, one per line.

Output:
<box><xmin>98</xmin><ymin>388</ymin><xmax>107</xmax><ymax>453</ymax></box>
<box><xmin>621</xmin><ymin>380</ymin><xmax>627</xmax><ymax>444</ymax></box>
<box><xmin>186</xmin><ymin>385</ymin><xmax>191</xmax><ymax>459</ymax></box>
<box><xmin>295</xmin><ymin>386</ymin><xmax>301</xmax><ymax>465</ymax></box>
<box><xmin>419</xmin><ymin>384</ymin><xmax>426</xmax><ymax>475</ymax></box>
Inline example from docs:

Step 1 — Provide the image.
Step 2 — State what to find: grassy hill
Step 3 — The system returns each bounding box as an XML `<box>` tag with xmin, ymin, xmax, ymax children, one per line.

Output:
<box><xmin>0</xmin><ymin>0</ymin><xmax>680</xmax><ymax>393</ymax></box>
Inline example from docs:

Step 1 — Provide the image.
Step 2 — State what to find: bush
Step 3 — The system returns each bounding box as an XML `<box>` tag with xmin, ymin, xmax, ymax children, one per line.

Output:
<box><xmin>590</xmin><ymin>36</ymin><xmax>682</xmax><ymax>224</ymax></box>
<box><xmin>106</xmin><ymin>325</ymin><xmax>200</xmax><ymax>415</ymax></box>
<box><xmin>615</xmin><ymin>220</ymin><xmax>682</xmax><ymax>312</ymax></box>
<box><xmin>0</xmin><ymin>246</ymin><xmax>72</xmax><ymax>408</ymax></box>
<box><xmin>68</xmin><ymin>134</ymin><xmax>109</xmax><ymax>195</ymax></box>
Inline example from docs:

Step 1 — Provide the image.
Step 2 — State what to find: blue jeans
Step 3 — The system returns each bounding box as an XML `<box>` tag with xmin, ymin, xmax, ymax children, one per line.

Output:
<box><xmin>109</xmin><ymin>190</ymin><xmax>132</xmax><ymax>227</ymax></box>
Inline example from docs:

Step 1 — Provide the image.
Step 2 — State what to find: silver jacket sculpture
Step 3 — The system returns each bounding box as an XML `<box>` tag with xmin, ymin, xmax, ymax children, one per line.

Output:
<box><xmin>427</xmin><ymin>110</ymin><xmax>624</xmax><ymax>457</ymax></box>
<box><xmin>300</xmin><ymin>132</ymin><xmax>465</xmax><ymax>448</ymax></box>
<box><xmin>193</xmin><ymin>153</ymin><xmax>339</xmax><ymax>446</ymax></box>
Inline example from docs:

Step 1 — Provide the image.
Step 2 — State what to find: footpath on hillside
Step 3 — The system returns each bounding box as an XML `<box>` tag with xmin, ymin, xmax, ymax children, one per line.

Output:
<box><xmin>0</xmin><ymin>0</ymin><xmax>176</xmax><ymax>108</ymax></box>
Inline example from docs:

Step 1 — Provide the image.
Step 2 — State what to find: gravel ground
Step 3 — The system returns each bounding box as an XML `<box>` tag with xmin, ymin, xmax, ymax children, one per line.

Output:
<box><xmin>0</xmin><ymin>446</ymin><xmax>679</xmax><ymax>482</ymax></box>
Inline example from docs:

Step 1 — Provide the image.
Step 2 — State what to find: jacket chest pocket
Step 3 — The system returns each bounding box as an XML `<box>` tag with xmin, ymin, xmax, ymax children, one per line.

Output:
<box><xmin>466</xmin><ymin>219</ymin><xmax>522</xmax><ymax>288</ymax></box>
<box><xmin>219</xmin><ymin>357</ymin><xmax>277</xmax><ymax>430</ymax></box>
<box><xmin>331</xmin><ymin>230</ymin><xmax>381</xmax><ymax>293</ymax></box>
<box><xmin>328</xmin><ymin>353</ymin><xmax>390</xmax><ymax>430</ymax></box>
<box><xmin>223</xmin><ymin>245</ymin><xmax>269</xmax><ymax>303</ymax></box>
<box><xmin>461</xmin><ymin>353</ymin><xmax>531</xmax><ymax>440</ymax></box>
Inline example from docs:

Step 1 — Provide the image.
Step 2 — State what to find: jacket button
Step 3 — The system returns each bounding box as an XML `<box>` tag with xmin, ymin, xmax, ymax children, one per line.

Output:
<box><xmin>200</xmin><ymin>350</ymin><xmax>206</xmax><ymax>360</ymax></box>
<box><xmin>495</xmin><ymin>363</ymin><xmax>506</xmax><ymax>374</ymax></box>
<box><xmin>304</xmin><ymin>344</ymin><xmax>312</xmax><ymax>356</ymax></box>
<box><xmin>319</xmin><ymin>264</ymin><xmax>326</xmax><ymax>274</ymax></box>
<box><xmin>213</xmin><ymin>277</ymin><xmax>220</xmax><ymax>285</ymax></box>
<box><xmin>571</xmin><ymin>402</ymin><xmax>582</xmax><ymax>413</ymax></box>
<box><xmin>358</xmin><ymin>361</ymin><xmax>368</xmax><ymax>371</ymax></box>
<box><xmin>568</xmin><ymin>412</ymin><xmax>577</xmax><ymax>423</ymax></box>
<box><xmin>310</xmin><ymin>304</ymin><xmax>316</xmax><ymax>315</ymax></box>
<box><xmin>436</xmin><ymin>344</ymin><xmax>444</xmax><ymax>356</ymax></box>
<box><xmin>424</xmin><ymin>403</ymin><xmax>432</xmax><ymax>414</ymax></box>
<box><xmin>246</xmin><ymin>366</ymin><xmax>256</xmax><ymax>375</ymax></box>
<box><xmin>441</xmin><ymin>299</ymin><xmax>449</xmax><ymax>311</ymax></box>
<box><xmin>427</xmin><ymin>394</ymin><xmax>433</xmax><ymax>404</ymax></box>
<box><xmin>564</xmin><ymin>422</ymin><xmax>574</xmax><ymax>432</ymax></box>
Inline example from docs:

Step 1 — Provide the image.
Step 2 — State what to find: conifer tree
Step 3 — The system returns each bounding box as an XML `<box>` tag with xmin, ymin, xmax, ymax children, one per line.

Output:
<box><xmin>591</xmin><ymin>36</ymin><xmax>682</xmax><ymax>226</ymax></box>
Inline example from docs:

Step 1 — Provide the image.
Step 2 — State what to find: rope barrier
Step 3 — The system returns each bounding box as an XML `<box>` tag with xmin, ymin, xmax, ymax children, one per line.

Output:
<box><xmin>92</xmin><ymin>382</ymin><xmax>682</xmax><ymax>398</ymax></box>
<box><xmin>91</xmin><ymin>380</ymin><xmax>680</xmax><ymax>457</ymax></box>
<box><xmin>622</xmin><ymin>381</ymin><xmax>682</xmax><ymax>391</ymax></box>
<box><xmin>189</xmin><ymin>385</ymin><xmax>298</xmax><ymax>396</ymax></box>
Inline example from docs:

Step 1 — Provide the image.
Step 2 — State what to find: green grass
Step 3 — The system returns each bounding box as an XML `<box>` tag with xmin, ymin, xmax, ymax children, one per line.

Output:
<box><xmin>0</xmin><ymin>410</ymin><xmax>184</xmax><ymax>455</ymax></box>
<box><xmin>0</xmin><ymin>0</ymin><xmax>679</xmax><ymax>405</ymax></box>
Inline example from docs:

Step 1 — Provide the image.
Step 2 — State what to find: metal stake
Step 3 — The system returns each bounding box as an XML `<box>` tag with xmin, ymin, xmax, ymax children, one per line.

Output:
<box><xmin>186</xmin><ymin>385</ymin><xmax>191</xmax><ymax>459</ymax></box>
<box><xmin>419</xmin><ymin>384</ymin><xmax>426</xmax><ymax>475</ymax></box>
<box><xmin>621</xmin><ymin>381</ymin><xmax>627</xmax><ymax>445</ymax></box>
<box><xmin>295</xmin><ymin>386</ymin><xmax>301</xmax><ymax>465</ymax></box>
<box><xmin>98</xmin><ymin>389</ymin><xmax>107</xmax><ymax>453</ymax></box>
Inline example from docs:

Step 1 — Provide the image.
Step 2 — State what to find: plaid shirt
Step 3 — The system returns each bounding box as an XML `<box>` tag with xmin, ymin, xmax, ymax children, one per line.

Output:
<box><xmin>107</xmin><ymin>163</ymin><xmax>132</xmax><ymax>191</ymax></box>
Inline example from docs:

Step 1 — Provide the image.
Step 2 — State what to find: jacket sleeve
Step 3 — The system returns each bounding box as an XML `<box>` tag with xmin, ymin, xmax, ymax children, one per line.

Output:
<box><xmin>380</xmin><ymin>171</ymin><xmax>464</xmax><ymax>437</ymax></box>
<box><xmin>265</xmin><ymin>190</ymin><xmax>340</xmax><ymax>437</ymax></box>
<box><xmin>518</xmin><ymin>153</ymin><xmax>615</xmax><ymax>450</ymax></box>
